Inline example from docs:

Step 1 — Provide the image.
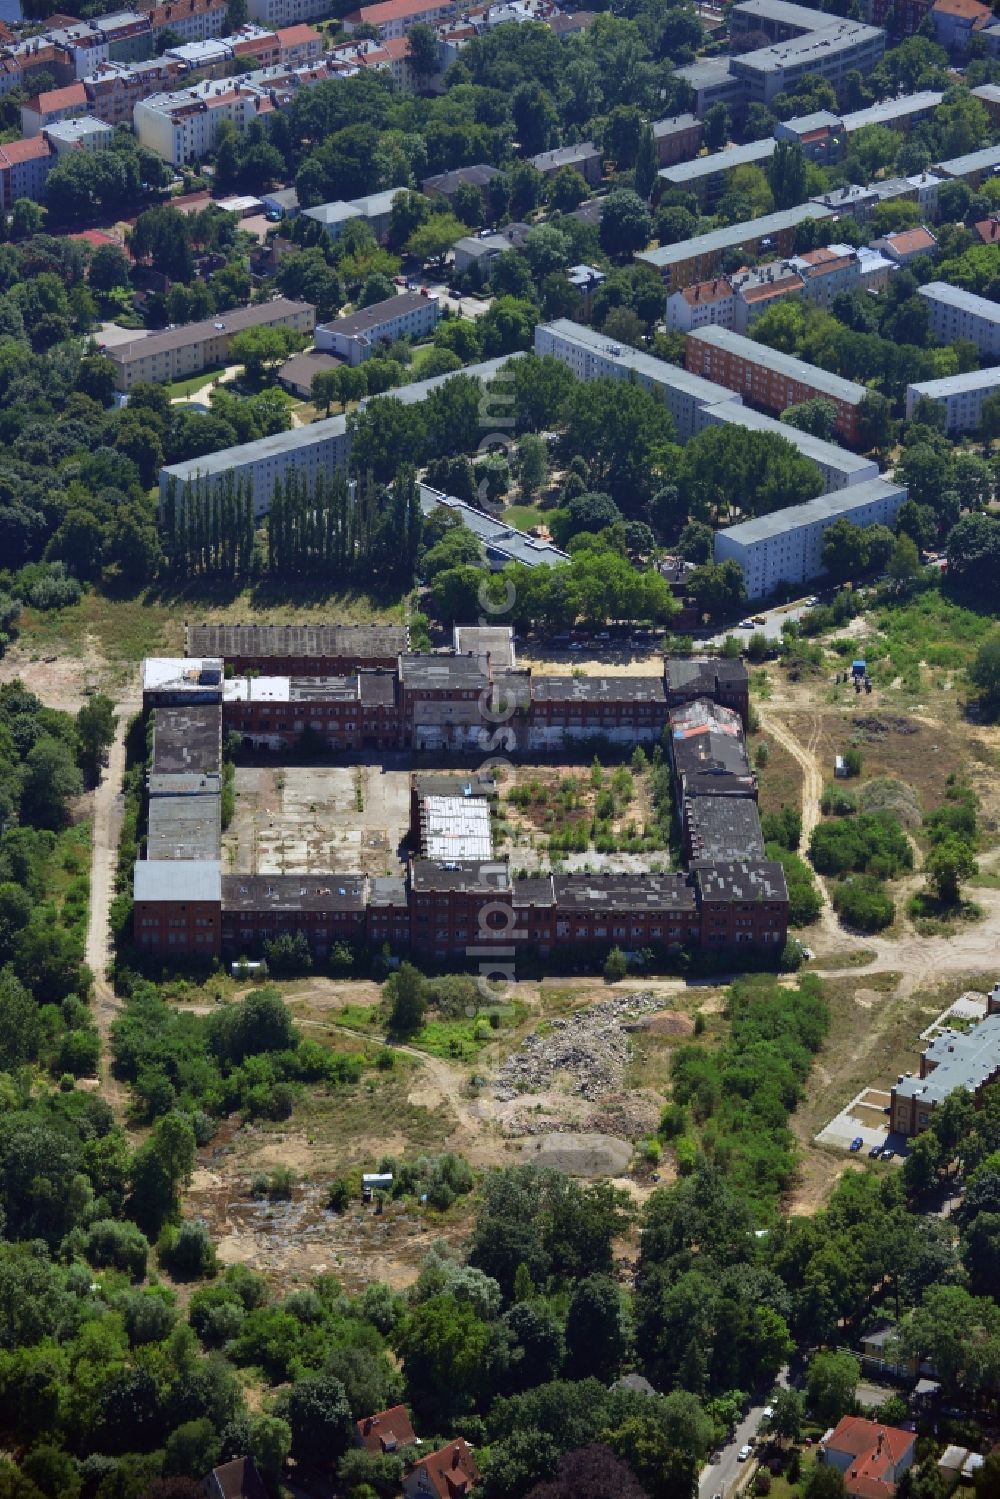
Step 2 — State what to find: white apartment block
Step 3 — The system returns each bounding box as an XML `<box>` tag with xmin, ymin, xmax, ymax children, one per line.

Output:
<box><xmin>666</xmin><ymin>264</ymin><xmax>807</xmax><ymax>335</ymax></box>
<box><xmin>247</xmin><ymin>0</ymin><xmax>329</xmax><ymax>23</ymax></box>
<box><xmin>666</xmin><ymin>277</ymin><xmax>736</xmax><ymax>334</ymax></box>
<box><xmin>161</xmin><ymin>416</ymin><xmax>352</xmax><ymax>518</ymax></box>
<box><xmin>730</xmin><ymin>21</ymin><xmax>885</xmax><ymax>105</ymax></box>
<box><xmin>314</xmin><ymin>291</ymin><xmax>441</xmax><ymax>365</ymax></box>
<box><xmin>918</xmin><ymin>282</ymin><xmax>1000</xmax><ymax>359</ymax></box>
<box><xmin>534</xmin><ymin>318</ymin><xmax>741</xmax><ymax>441</ymax></box>
<box><xmin>715</xmin><ymin>478</ymin><xmax>907</xmax><ymax>598</ymax></box>
<box><xmin>906</xmin><ymin>369</ymin><xmax>1000</xmax><ymax>434</ymax></box>
<box><xmin>0</xmin><ymin>137</ymin><xmax>55</xmax><ymax>207</ymax></box>
<box><xmin>135</xmin><ymin>83</ymin><xmax>261</xmax><ymax>164</ymax></box>
<box><xmin>44</xmin><ymin>115</ymin><xmax>113</xmax><ymax>152</ymax></box>
<box><xmin>105</xmin><ymin>299</ymin><xmax>315</xmax><ymax>391</ymax></box>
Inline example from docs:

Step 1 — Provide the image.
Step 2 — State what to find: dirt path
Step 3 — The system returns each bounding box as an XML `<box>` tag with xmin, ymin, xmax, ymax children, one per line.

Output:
<box><xmin>85</xmin><ymin>688</ymin><xmax>139</xmax><ymax>1117</ymax></box>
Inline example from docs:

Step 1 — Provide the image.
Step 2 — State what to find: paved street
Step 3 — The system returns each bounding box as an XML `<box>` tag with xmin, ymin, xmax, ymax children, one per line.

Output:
<box><xmin>698</xmin><ymin>1368</ymin><xmax>790</xmax><ymax>1499</ymax></box>
<box><xmin>704</xmin><ymin>600</ymin><xmax>809</xmax><ymax>648</ymax></box>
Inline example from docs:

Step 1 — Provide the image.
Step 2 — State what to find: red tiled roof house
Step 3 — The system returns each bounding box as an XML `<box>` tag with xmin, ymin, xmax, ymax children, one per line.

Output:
<box><xmin>820</xmin><ymin>1418</ymin><xmax>917</xmax><ymax>1499</ymax></box>
<box><xmin>356</xmin><ymin>1405</ymin><xmax>417</xmax><ymax>1454</ymax></box>
<box><xmin>403</xmin><ymin>1439</ymin><xmax>479</xmax><ymax>1499</ymax></box>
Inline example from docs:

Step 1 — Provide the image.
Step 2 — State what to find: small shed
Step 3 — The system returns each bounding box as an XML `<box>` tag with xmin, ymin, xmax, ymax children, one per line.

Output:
<box><xmin>835</xmin><ymin>754</ymin><xmax>848</xmax><ymax>778</ymax></box>
<box><xmin>362</xmin><ymin>1172</ymin><xmax>393</xmax><ymax>1202</ymax></box>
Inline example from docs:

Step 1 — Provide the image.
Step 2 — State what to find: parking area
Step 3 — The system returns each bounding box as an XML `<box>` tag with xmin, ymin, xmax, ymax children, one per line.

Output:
<box><xmin>815</xmin><ymin>1087</ymin><xmax>909</xmax><ymax>1160</ymax></box>
<box><xmin>223</xmin><ymin>764</ymin><xmax>411</xmax><ymax>879</ymax></box>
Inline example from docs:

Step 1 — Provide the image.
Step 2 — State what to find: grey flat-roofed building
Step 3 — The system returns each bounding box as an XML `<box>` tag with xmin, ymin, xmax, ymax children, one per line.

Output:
<box><xmin>892</xmin><ymin>1013</ymin><xmax>1000</xmax><ymax>1136</ymax></box>
<box><xmin>937</xmin><ymin>143</ymin><xmax>1000</xmax><ymax>184</ymax></box>
<box><xmin>531</xmin><ymin>675</ymin><xmax>666</xmax><ymax>703</ymax></box>
<box><xmin>906</xmin><ymin>366</ymin><xmax>1000</xmax><ymax>433</ymax></box>
<box><xmin>730</xmin><ymin>21</ymin><xmax>885</xmax><ymax>106</ymax></box>
<box><xmin>160</xmin><ymin>356</ymin><xmax>522</xmax><ymax>518</ymax></box>
<box><xmin>686</xmin><ymin>796</ymin><xmax>765</xmax><ymax>862</ymax></box>
<box><xmin>552</xmin><ymin>871</ymin><xmax>697</xmax><ymax>913</ymax></box>
<box><xmin>187</xmin><ymin>623</ymin><xmax>406</xmax><ymax>666</ymax></box>
<box><xmin>418</xmin><ymin>484</ymin><xmax>569</xmax><ymax>568</ymax></box>
<box><xmin>106</xmin><ymin>298</ymin><xmax>315</xmax><ymax>391</ymax></box>
<box><xmin>453</xmin><ymin>625</ymin><xmax>515</xmax><ymax>669</ymax></box>
<box><xmin>692</xmin><ymin>859</ymin><xmax>788</xmax><ymax>903</ymax></box>
<box><xmin>134</xmin><ymin>858</ymin><xmax>222</xmax><ymax>903</ymax></box>
<box><xmin>841</xmin><ymin>90</ymin><xmax>942</xmax><ymax>134</ymax></box>
<box><xmin>147</xmin><ymin>789</ymin><xmax>222</xmax><ymax>861</ymax></box>
<box><xmin>222</xmin><ymin>872</ymin><xmax>367</xmax><ymax>911</ymax></box>
<box><xmin>150</xmin><ymin>703</ymin><xmax>222</xmax><ymax>774</ymax></box>
<box><xmin>314</xmin><ymin>290</ymin><xmax>441</xmax><ymax>365</ymax></box>
<box><xmin>918</xmin><ymin>281</ymin><xmax>1000</xmax><ymax>358</ymax></box>
<box><xmin>659</xmin><ymin>137</ymin><xmax>776</xmax><ymax>204</ymax></box>
<box><xmin>409</xmin><ymin>858</ymin><xmax>510</xmax><ymax>892</ymax></box>
<box><xmin>714</xmin><ymin>476</ymin><xmax>907</xmax><ymax>597</ymax></box>
<box><xmin>729</xmin><ymin>0</ymin><xmax>828</xmax><ymax>37</ymax></box>
<box><xmin>534</xmin><ymin>318</ymin><xmax>741</xmax><ymax>441</ymax></box>
<box><xmin>528</xmin><ymin>140</ymin><xmax>602</xmax><ymax>186</ymax></box>
<box><xmin>674</xmin><ymin>57</ymin><xmax>749</xmax><ymax>118</ymax></box>
<box><xmin>700</xmin><ymin>402</ymin><xmax>878</xmax><ymax>490</ymax></box>
<box><xmin>637</xmin><ymin>202</ymin><xmax>833</xmax><ymax>276</ymax></box>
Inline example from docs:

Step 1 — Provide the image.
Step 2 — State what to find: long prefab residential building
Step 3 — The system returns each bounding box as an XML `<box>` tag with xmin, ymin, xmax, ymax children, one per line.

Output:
<box><xmin>684</xmin><ymin>324</ymin><xmax>869</xmax><ymax>445</ymax></box>
<box><xmin>636</xmin><ymin>203</ymin><xmax>833</xmax><ymax>290</ymax></box>
<box><xmin>700</xmin><ymin>402</ymin><xmax>879</xmax><ymax>490</ymax></box>
<box><xmin>917</xmin><ymin>282</ymin><xmax>1000</xmax><ymax>359</ymax></box>
<box><xmin>714</xmin><ymin>477</ymin><xmax>907</xmax><ymax>597</ymax></box>
<box><xmin>106</xmin><ymin>298</ymin><xmax>314</xmax><ymax>391</ymax></box>
<box><xmin>158</xmin><ymin>355</ymin><xmax>522</xmax><ymax>516</ymax></box>
<box><xmin>534</xmin><ymin>319</ymin><xmax>742</xmax><ymax>441</ymax></box>
<box><xmin>905</xmin><ymin>367</ymin><xmax>1000</xmax><ymax>433</ymax></box>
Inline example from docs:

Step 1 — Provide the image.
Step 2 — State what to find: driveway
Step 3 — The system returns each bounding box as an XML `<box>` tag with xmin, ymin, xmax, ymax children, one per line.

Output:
<box><xmin>699</xmin><ymin>1369</ymin><xmax>790</xmax><ymax>1499</ymax></box>
<box><xmin>704</xmin><ymin>601</ymin><xmax>808</xmax><ymax>648</ymax></box>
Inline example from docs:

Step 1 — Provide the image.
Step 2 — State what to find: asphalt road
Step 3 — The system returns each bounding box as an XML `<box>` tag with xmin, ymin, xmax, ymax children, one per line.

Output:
<box><xmin>704</xmin><ymin>601</ymin><xmax>808</xmax><ymax>649</ymax></box>
<box><xmin>698</xmin><ymin>1368</ymin><xmax>790</xmax><ymax>1499</ymax></box>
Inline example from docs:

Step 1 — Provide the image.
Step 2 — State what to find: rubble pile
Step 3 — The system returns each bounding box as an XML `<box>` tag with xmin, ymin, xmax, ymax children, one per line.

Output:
<box><xmin>494</xmin><ymin>992</ymin><xmax>666</xmax><ymax>1102</ymax></box>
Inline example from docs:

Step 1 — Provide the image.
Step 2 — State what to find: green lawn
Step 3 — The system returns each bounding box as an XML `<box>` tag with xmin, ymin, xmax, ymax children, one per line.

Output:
<box><xmin>166</xmin><ymin>366</ymin><xmax>228</xmax><ymax>399</ymax></box>
<box><xmin>502</xmin><ymin>503</ymin><xmax>548</xmax><ymax>532</ymax></box>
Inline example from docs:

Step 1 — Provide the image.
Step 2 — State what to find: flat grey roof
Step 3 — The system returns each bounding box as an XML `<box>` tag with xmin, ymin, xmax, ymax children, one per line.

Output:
<box><xmin>637</xmin><ymin>202</ymin><xmax>832</xmax><ymax>269</ymax></box>
<box><xmin>686</xmin><ymin>795</ymin><xmax>765</xmax><ymax>862</ymax></box>
<box><xmin>539</xmin><ymin>318</ymin><xmax>741</xmax><ymax>409</ymax></box>
<box><xmin>937</xmin><ymin>144</ymin><xmax>1000</xmax><ymax>179</ymax></box>
<box><xmin>400</xmin><ymin>652</ymin><xmax>489</xmax><ymax>688</ymax></box>
<box><xmin>134</xmin><ymin>859</ymin><xmax>221</xmax><ymax>903</ymax></box>
<box><xmin>908</xmin><ymin>367</ymin><xmax>1000</xmax><ymax>399</ymax></box>
<box><xmin>147</xmin><ymin>793</ymin><xmax>222</xmax><ymax>862</ymax></box>
<box><xmin>359</xmin><ymin>354</ymin><xmax>524</xmax><ymax>409</ymax></box>
<box><xmin>318</xmin><ymin>291</ymin><xmax>433</xmax><ymax>339</ymax></box>
<box><xmin>687</xmin><ymin>325</ymin><xmax>867</xmax><ymax>404</ymax></box>
<box><xmin>531</xmin><ymin>674</ymin><xmax>665</xmax><ymax>703</ymax></box>
<box><xmin>161</xmin><ymin>414</ymin><xmax>348</xmax><ymax>484</ymax></box>
<box><xmin>187</xmin><ymin>623</ymin><xmax>406</xmax><ymax>659</ymax></box>
<box><xmin>896</xmin><ymin>1014</ymin><xmax>1000</xmax><ymax>1106</ymax></box>
<box><xmin>666</xmin><ymin>657</ymin><xmax>749</xmax><ymax>694</ymax></box>
<box><xmin>918</xmin><ymin>281</ymin><xmax>1000</xmax><ymax>320</ymax></box>
<box><xmin>222</xmin><ymin>873</ymin><xmax>366</xmax><ymax>911</ymax></box>
<box><xmin>779</xmin><ymin>109</ymin><xmax>842</xmax><ymax>132</ymax></box>
<box><xmin>410</xmin><ymin>859</ymin><xmax>510</xmax><ymax>893</ymax></box>
<box><xmin>652</xmin><ymin>112</ymin><xmax>699</xmax><ymax>136</ymax></box>
<box><xmin>692</xmin><ymin>859</ymin><xmax>788</xmax><ymax>903</ymax></box>
<box><xmin>730</xmin><ymin>0</ymin><xmax>829</xmax><ymax>26</ymax></box>
<box><xmin>704</xmin><ymin>402</ymin><xmax>878</xmax><ymax>477</ymax></box>
<box><xmin>659</xmin><ymin>139</ymin><xmax>775</xmax><ymax>185</ymax></box>
<box><xmin>841</xmin><ymin>91</ymin><xmax>942</xmax><ymax>132</ymax></box>
<box><xmin>107</xmin><ymin>299</ymin><xmax>312</xmax><ymax>366</ymax></box>
<box><xmin>552</xmin><ymin>871</ymin><xmax>697</xmax><ymax>913</ymax></box>
<box><xmin>732</xmin><ymin>20</ymin><xmax>882</xmax><ymax>72</ymax></box>
<box><xmin>717</xmin><ymin>477</ymin><xmax>907</xmax><ymax>545</ymax></box>
<box><xmin>151</xmin><ymin>704</ymin><xmax>222</xmax><ymax>774</ymax></box>
<box><xmin>419</xmin><ymin>482</ymin><xmax>569</xmax><ymax>568</ymax></box>
<box><xmin>675</xmin><ymin>57</ymin><xmax>737</xmax><ymax>87</ymax></box>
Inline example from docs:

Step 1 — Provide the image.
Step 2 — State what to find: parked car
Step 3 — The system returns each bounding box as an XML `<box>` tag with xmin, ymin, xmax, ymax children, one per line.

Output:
<box><xmin>738</xmin><ymin>1445</ymin><xmax>753</xmax><ymax>1462</ymax></box>
<box><xmin>882</xmin><ymin>1149</ymin><xmax>895</xmax><ymax>1162</ymax></box>
<box><xmin>805</xmin><ymin>595</ymin><xmax>819</xmax><ymax>606</ymax></box>
<box><xmin>868</xmin><ymin>1144</ymin><xmax>883</xmax><ymax>1158</ymax></box>
<box><xmin>850</xmin><ymin>1136</ymin><xmax>864</xmax><ymax>1153</ymax></box>
<box><xmin>752</xmin><ymin>613</ymin><xmax>767</xmax><ymax>624</ymax></box>
<box><xmin>738</xmin><ymin>619</ymin><xmax>755</xmax><ymax>629</ymax></box>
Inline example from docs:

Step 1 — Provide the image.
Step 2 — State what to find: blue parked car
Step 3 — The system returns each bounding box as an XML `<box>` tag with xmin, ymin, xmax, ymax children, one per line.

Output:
<box><xmin>850</xmin><ymin>1136</ymin><xmax>864</xmax><ymax>1152</ymax></box>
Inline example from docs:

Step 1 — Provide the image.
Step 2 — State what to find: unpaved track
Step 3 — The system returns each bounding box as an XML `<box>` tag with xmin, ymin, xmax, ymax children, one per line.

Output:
<box><xmin>85</xmin><ymin>690</ymin><xmax>139</xmax><ymax>1117</ymax></box>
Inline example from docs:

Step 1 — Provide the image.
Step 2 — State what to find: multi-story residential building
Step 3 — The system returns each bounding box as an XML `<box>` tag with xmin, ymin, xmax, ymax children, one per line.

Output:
<box><xmin>714</xmin><ymin>477</ymin><xmax>908</xmax><ymax>597</ymax></box>
<box><xmin>918</xmin><ymin>281</ymin><xmax>1000</xmax><ymax>358</ymax></box>
<box><xmin>303</xmin><ymin>188</ymin><xmax>405</xmax><ymax>244</ymax></box>
<box><xmin>730</xmin><ymin>260</ymin><xmax>806</xmax><ymax>330</ymax></box>
<box><xmin>937</xmin><ymin>142</ymin><xmax>1000</xmax><ymax>187</ymax></box>
<box><xmin>21</xmin><ymin>80</ymin><xmax>88</xmax><ymax>135</ymax></box>
<box><xmin>870</xmin><ymin>225</ymin><xmax>937</xmax><ymax>266</ymax></box>
<box><xmin>0</xmin><ymin>135</ymin><xmax>54</xmax><ymax>207</ymax></box>
<box><xmin>729</xmin><ymin>0</ymin><xmax>825</xmax><ymax>42</ymax></box>
<box><xmin>701</xmin><ymin>401</ymin><xmax>878</xmax><ymax>490</ymax></box>
<box><xmin>729</xmin><ymin>21</ymin><xmax>885</xmax><ymax>106</ymax></box>
<box><xmin>774</xmin><ymin>109</ymin><xmax>845</xmax><ymax>163</ymax></box>
<box><xmin>658</xmin><ymin>137</ymin><xmax>776</xmax><ymax>208</ymax></box>
<box><xmin>636</xmin><ymin>203</ymin><xmax>833</xmax><ymax>291</ymax></box>
<box><xmin>528</xmin><ymin>140</ymin><xmax>602</xmax><ymax>187</ymax></box>
<box><xmin>422</xmin><ymin>162</ymin><xmax>501</xmax><ymax>204</ymax></box>
<box><xmin>818</xmin><ymin>1418</ymin><xmax>917</xmax><ymax>1497</ymax></box>
<box><xmin>652</xmin><ymin>112</ymin><xmax>703</xmax><ymax>166</ymax></box>
<box><xmin>146</xmin><ymin>0</ymin><xmax>229</xmax><ymax>45</ymax></box>
<box><xmin>135</xmin><ymin>80</ymin><xmax>267</xmax><ymax>164</ymax></box>
<box><xmin>453</xmin><ymin>221</ymin><xmax>531</xmax><ymax>280</ymax></box>
<box><xmin>890</xmin><ymin>1010</ymin><xmax>1000</xmax><ymax>1137</ymax></box>
<box><xmin>971</xmin><ymin>81</ymin><xmax>1000</xmax><ymax>124</ymax></box>
<box><xmin>247</xmin><ymin>0</ymin><xmax>329</xmax><ymax>25</ymax></box>
<box><xmin>684</xmin><ymin>324</ymin><xmax>868</xmax><ymax>445</ymax></box>
<box><xmin>788</xmin><ymin>243</ymin><xmax>862</xmax><ymax>304</ymax></box>
<box><xmin>534</xmin><ymin>318</ymin><xmax>742</xmax><ymax>441</ymax></box>
<box><xmin>314</xmin><ymin>291</ymin><xmax>441</xmax><ymax>365</ymax></box>
<box><xmin>809</xmin><ymin>182</ymin><xmax>880</xmax><ymax>223</ymax></box>
<box><xmin>163</xmin><ymin>35</ymin><xmax>233</xmax><ymax>73</ymax></box>
<box><xmin>105</xmin><ymin>298</ymin><xmax>314</xmax><ymax>392</ymax></box>
<box><xmin>841</xmin><ymin>89</ymin><xmax>942</xmax><ymax>133</ymax></box>
<box><xmin>344</xmin><ymin>0</ymin><xmax>456</xmax><ymax>39</ymax></box>
<box><xmin>674</xmin><ymin>57</ymin><xmax>749</xmax><ymax>120</ymax></box>
<box><xmin>82</xmin><ymin>58</ymin><xmax>183</xmax><ymax>126</ymax></box>
<box><xmin>44</xmin><ymin>114</ymin><xmax>113</xmax><ymax>151</ymax></box>
<box><xmin>930</xmin><ymin>0</ymin><xmax>991</xmax><ymax>54</ymax></box>
<box><xmin>274</xmin><ymin>22</ymin><xmax>324</xmax><ymax>63</ymax></box>
<box><xmin>666</xmin><ymin>276</ymin><xmax>738</xmax><ymax>335</ymax></box>
<box><xmin>905</xmin><ymin>368</ymin><xmax>1000</xmax><ymax>434</ymax></box>
<box><xmin>47</xmin><ymin>21</ymin><xmax>110</xmax><ymax>77</ymax></box>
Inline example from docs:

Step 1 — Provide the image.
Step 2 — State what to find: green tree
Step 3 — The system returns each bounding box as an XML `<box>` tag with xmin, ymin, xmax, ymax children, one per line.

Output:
<box><xmin>969</xmin><ymin>631</ymin><xmax>1000</xmax><ymax>714</ymax></box>
<box><xmin>806</xmin><ymin>1349</ymin><xmax>860</xmax><ymax>1425</ymax></box>
<box><xmin>634</xmin><ymin>125</ymin><xmax>658</xmax><ymax>200</ymax></box>
<box><xmin>565</xmin><ymin>1275</ymin><xmax>629</xmax><ymax>1381</ymax></box>
<box><xmin>407</xmin><ymin>21</ymin><xmax>439</xmax><ymax>78</ymax></box>
<box><xmin>767</xmin><ymin>140</ymin><xmax>807</xmax><ymax>210</ymax></box>
<box><xmin>162</xmin><ymin>1419</ymin><xmax>221</xmax><ymax>1478</ymax></box>
<box><xmin>516</xmin><ymin>433</ymin><xmax>548</xmax><ymax>498</ymax></box>
<box><xmin>821</xmin><ymin>519</ymin><xmax>870</xmax><ymax>583</ymax></box>
<box><xmin>395</xmin><ymin>1296</ymin><xmax>491</xmax><ymax>1426</ymax></box>
<box><xmin>20</xmin><ymin>737</ymin><xmax>83</xmax><ymax>829</ymax></box>
<box><xmin>888</xmin><ymin>534</ymin><xmax>921</xmax><ymax>584</ymax></box>
<box><xmin>229</xmin><ymin>325</ymin><xmax>300</xmax><ymax>383</ymax></box>
<box><xmin>407</xmin><ymin>213</ymin><xmax>467</xmax><ymax>263</ymax></box>
<box><xmin>703</xmin><ymin>102</ymin><xmax>729</xmax><ymax>150</ymax></box>
<box><xmin>599</xmin><ymin>191</ymin><xmax>652</xmax><ymax>259</ymax></box>
<box><xmin>385</xmin><ymin>963</ymin><xmax>427</xmax><ymax>1037</ymax></box>
<box><xmin>925</xmin><ymin>838</ymin><xmax>977</xmax><ymax>905</ymax></box>
<box><xmin>280</xmin><ymin>1372</ymin><xmax>352</xmax><ymax>1466</ymax></box>
<box><xmin>76</xmin><ymin>694</ymin><xmax>116</xmax><ymax>783</ymax></box>
<box><xmin>771</xmin><ymin>1387</ymin><xmax>803</xmax><ymax>1443</ymax></box>
<box><xmin>781</xmin><ymin>397</ymin><xmax>837</xmax><ymax>439</ymax></box>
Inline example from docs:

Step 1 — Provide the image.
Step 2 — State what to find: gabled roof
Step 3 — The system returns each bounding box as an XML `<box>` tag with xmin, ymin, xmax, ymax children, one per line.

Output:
<box><xmin>407</xmin><ymin>1439</ymin><xmax>480</xmax><ymax>1499</ymax></box>
<box><xmin>356</xmin><ymin>1404</ymin><xmax>417</xmax><ymax>1453</ymax></box>
<box><xmin>822</xmin><ymin>1415</ymin><xmax>917</xmax><ymax>1497</ymax></box>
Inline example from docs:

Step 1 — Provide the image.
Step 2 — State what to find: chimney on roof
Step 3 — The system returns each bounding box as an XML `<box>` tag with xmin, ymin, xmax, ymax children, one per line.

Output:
<box><xmin>452</xmin><ymin>1448</ymin><xmax>461</xmax><ymax>1468</ymax></box>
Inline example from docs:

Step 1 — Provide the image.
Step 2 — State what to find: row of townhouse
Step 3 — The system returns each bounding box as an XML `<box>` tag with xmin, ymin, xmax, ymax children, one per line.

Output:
<box><xmin>132</xmin><ymin>636</ymin><xmax>785</xmax><ymax>966</ymax></box>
